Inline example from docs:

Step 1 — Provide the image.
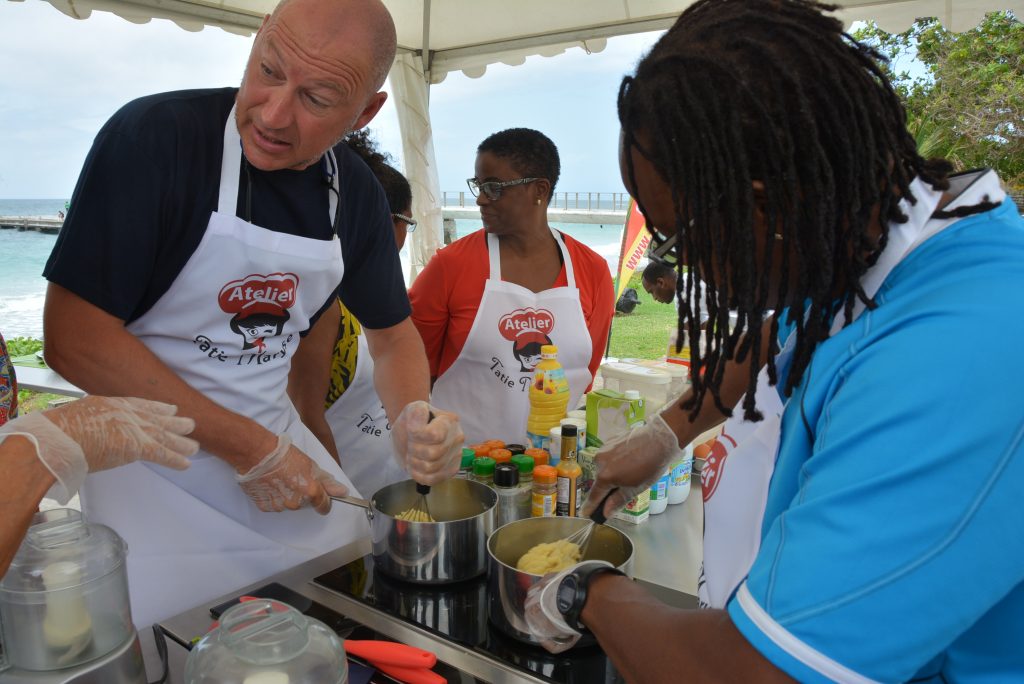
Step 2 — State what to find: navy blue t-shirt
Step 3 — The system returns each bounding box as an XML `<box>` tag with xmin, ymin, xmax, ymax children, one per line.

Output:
<box><xmin>45</xmin><ymin>88</ymin><xmax>409</xmax><ymax>330</ymax></box>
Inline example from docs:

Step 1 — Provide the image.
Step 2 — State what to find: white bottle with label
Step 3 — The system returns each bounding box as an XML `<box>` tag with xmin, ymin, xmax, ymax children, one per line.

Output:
<box><xmin>667</xmin><ymin>443</ymin><xmax>694</xmax><ymax>505</ymax></box>
<box><xmin>649</xmin><ymin>470</ymin><xmax>670</xmax><ymax>515</ymax></box>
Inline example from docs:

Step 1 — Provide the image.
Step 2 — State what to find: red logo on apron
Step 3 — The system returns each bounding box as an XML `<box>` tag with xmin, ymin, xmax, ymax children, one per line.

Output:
<box><xmin>498</xmin><ymin>308</ymin><xmax>555</xmax><ymax>372</ymax></box>
<box><xmin>218</xmin><ymin>273</ymin><xmax>300</xmax><ymax>352</ymax></box>
<box><xmin>701</xmin><ymin>432</ymin><xmax>738</xmax><ymax>502</ymax></box>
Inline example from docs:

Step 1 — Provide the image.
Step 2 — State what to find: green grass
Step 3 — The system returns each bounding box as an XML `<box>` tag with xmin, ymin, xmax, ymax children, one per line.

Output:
<box><xmin>6</xmin><ymin>336</ymin><xmax>60</xmax><ymax>414</ymax></box>
<box><xmin>607</xmin><ymin>273</ymin><xmax>677</xmax><ymax>360</ymax></box>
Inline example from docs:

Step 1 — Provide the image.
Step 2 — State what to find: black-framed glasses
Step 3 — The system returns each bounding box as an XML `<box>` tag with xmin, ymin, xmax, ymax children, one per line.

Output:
<box><xmin>391</xmin><ymin>213</ymin><xmax>417</xmax><ymax>232</ymax></box>
<box><xmin>466</xmin><ymin>177</ymin><xmax>541</xmax><ymax>201</ymax></box>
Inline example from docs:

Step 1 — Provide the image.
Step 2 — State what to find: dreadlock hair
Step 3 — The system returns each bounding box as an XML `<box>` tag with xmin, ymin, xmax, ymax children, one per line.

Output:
<box><xmin>478</xmin><ymin>128</ymin><xmax>561</xmax><ymax>200</ymax></box>
<box><xmin>343</xmin><ymin>129</ymin><xmax>412</xmax><ymax>216</ymax></box>
<box><xmin>618</xmin><ymin>0</ymin><xmax>996</xmax><ymax>424</ymax></box>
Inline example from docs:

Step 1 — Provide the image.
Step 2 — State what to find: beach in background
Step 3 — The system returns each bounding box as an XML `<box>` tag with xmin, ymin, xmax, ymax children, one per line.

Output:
<box><xmin>1</xmin><ymin>200</ymin><xmax>626</xmax><ymax>341</ymax></box>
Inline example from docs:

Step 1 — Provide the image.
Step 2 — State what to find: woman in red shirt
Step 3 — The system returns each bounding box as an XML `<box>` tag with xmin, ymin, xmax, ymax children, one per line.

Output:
<box><xmin>410</xmin><ymin>128</ymin><xmax>614</xmax><ymax>445</ymax></box>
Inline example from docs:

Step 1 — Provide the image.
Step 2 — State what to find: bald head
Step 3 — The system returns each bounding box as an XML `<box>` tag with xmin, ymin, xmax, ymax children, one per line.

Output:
<box><xmin>235</xmin><ymin>0</ymin><xmax>396</xmax><ymax>171</ymax></box>
<box><xmin>267</xmin><ymin>0</ymin><xmax>397</xmax><ymax>94</ymax></box>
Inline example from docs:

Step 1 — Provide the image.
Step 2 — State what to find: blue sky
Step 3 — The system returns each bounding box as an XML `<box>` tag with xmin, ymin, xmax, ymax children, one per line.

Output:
<box><xmin>0</xmin><ymin>1</ymin><xmax>662</xmax><ymax>200</ymax></box>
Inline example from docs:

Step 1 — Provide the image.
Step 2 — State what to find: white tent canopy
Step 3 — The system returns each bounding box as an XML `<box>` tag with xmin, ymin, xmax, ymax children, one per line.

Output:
<box><xmin>14</xmin><ymin>0</ymin><xmax>1024</xmax><ymax>277</ymax></box>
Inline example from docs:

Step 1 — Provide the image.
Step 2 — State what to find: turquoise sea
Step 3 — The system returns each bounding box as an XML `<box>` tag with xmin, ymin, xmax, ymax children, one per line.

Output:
<box><xmin>0</xmin><ymin>201</ymin><xmax>625</xmax><ymax>341</ymax></box>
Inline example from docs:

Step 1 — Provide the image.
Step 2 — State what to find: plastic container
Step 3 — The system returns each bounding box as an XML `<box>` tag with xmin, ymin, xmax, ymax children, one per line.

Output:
<box><xmin>468</xmin><ymin>443</ymin><xmax>492</xmax><ymax>458</ymax></box>
<box><xmin>666</xmin><ymin>329</ymin><xmax>692</xmax><ymax>370</ymax></box>
<box><xmin>531</xmin><ymin>465</ymin><xmax>558</xmax><ymax>517</ymax></box>
<box><xmin>555</xmin><ymin>425</ymin><xmax>582</xmax><ymax>517</ymax></box>
<box><xmin>0</xmin><ymin>509</ymin><xmax>134</xmax><ymax>673</ymax></box>
<box><xmin>599</xmin><ymin>361</ymin><xmax>672</xmax><ymax>410</ymax></box>
<box><xmin>651</xmin><ymin>361</ymin><xmax>691</xmax><ymax>403</ymax></box>
<box><xmin>472</xmin><ymin>457</ymin><xmax>497</xmax><ymax>487</ymax></box>
<box><xmin>667</xmin><ymin>443</ymin><xmax>694</xmax><ymax>505</ymax></box>
<box><xmin>527</xmin><ymin>345</ymin><xmax>571</xmax><ymax>448</ymax></box>
<box><xmin>548</xmin><ymin>426</ymin><xmax>561</xmax><ymax>459</ymax></box>
<box><xmin>456</xmin><ymin>448</ymin><xmax>476</xmax><ymax>479</ymax></box>
<box><xmin>505</xmin><ymin>444</ymin><xmax>527</xmax><ymax>456</ymax></box>
<box><xmin>511</xmin><ymin>454</ymin><xmax>535</xmax><ymax>485</ymax></box>
<box><xmin>185</xmin><ymin>599</ymin><xmax>347</xmax><ymax>684</ymax></box>
<box><xmin>649</xmin><ymin>471</ymin><xmax>670</xmax><ymax>515</ymax></box>
<box><xmin>489</xmin><ymin>448</ymin><xmax>513</xmax><ymax>465</ymax></box>
<box><xmin>494</xmin><ymin>463</ymin><xmax>530</xmax><ymax>528</ymax></box>
<box><xmin>524</xmin><ymin>448</ymin><xmax>550</xmax><ymax>468</ymax></box>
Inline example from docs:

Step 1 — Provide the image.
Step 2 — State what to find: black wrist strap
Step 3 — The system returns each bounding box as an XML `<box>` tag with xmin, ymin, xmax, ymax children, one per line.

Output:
<box><xmin>560</xmin><ymin>565</ymin><xmax>626</xmax><ymax>632</ymax></box>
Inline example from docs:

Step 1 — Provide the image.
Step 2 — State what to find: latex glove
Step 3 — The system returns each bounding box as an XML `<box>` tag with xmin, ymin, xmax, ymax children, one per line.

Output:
<box><xmin>581</xmin><ymin>414</ymin><xmax>680</xmax><ymax>520</ymax></box>
<box><xmin>391</xmin><ymin>401</ymin><xmax>464</xmax><ymax>486</ymax></box>
<box><xmin>524</xmin><ymin>560</ymin><xmax>614</xmax><ymax>654</ymax></box>
<box><xmin>0</xmin><ymin>396</ymin><xmax>199</xmax><ymax>504</ymax></box>
<box><xmin>236</xmin><ymin>434</ymin><xmax>348</xmax><ymax>515</ymax></box>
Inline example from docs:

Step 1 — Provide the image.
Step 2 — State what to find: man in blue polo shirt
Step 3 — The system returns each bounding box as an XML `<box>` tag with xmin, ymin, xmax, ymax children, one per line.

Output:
<box><xmin>524</xmin><ymin>1</ymin><xmax>1024</xmax><ymax>681</ymax></box>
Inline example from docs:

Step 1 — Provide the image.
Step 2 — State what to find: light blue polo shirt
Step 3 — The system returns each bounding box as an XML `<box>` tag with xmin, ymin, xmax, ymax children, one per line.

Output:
<box><xmin>728</xmin><ymin>195</ymin><xmax>1024</xmax><ymax>682</ymax></box>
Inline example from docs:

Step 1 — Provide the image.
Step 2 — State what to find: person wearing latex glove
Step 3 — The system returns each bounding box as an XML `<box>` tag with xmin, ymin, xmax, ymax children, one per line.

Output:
<box><xmin>530</xmin><ymin>1</ymin><xmax>1024</xmax><ymax>682</ymax></box>
<box><xmin>236</xmin><ymin>434</ymin><xmax>349</xmax><ymax>514</ymax></box>
<box><xmin>390</xmin><ymin>401</ymin><xmax>464</xmax><ymax>485</ymax></box>
<box><xmin>0</xmin><ymin>396</ymin><xmax>198</xmax><ymax>576</ymax></box>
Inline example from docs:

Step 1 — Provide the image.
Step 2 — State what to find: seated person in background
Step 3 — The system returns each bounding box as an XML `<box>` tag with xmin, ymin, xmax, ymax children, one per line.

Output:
<box><xmin>410</xmin><ymin>128</ymin><xmax>614</xmax><ymax>445</ymax></box>
<box><xmin>0</xmin><ymin>396</ymin><xmax>197</xmax><ymax>575</ymax></box>
<box><xmin>293</xmin><ymin>130</ymin><xmax>416</xmax><ymax>497</ymax></box>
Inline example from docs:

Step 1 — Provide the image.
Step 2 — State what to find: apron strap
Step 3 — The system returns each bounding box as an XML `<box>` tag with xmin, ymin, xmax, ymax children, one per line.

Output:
<box><xmin>218</xmin><ymin>103</ymin><xmax>341</xmax><ymax>228</ymax></box>
<box><xmin>486</xmin><ymin>228</ymin><xmax>576</xmax><ymax>288</ymax></box>
<box><xmin>218</xmin><ymin>104</ymin><xmax>242</xmax><ymax>216</ymax></box>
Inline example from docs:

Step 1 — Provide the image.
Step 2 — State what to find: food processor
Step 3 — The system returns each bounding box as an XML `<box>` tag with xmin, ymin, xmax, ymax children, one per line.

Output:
<box><xmin>0</xmin><ymin>508</ymin><xmax>145</xmax><ymax>683</ymax></box>
<box><xmin>185</xmin><ymin>598</ymin><xmax>348</xmax><ymax>684</ymax></box>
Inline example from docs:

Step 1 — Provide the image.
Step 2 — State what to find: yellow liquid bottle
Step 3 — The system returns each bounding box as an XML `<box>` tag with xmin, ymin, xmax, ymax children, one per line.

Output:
<box><xmin>555</xmin><ymin>424</ymin><xmax>583</xmax><ymax>517</ymax></box>
<box><xmin>526</xmin><ymin>345</ymin><xmax>570</xmax><ymax>449</ymax></box>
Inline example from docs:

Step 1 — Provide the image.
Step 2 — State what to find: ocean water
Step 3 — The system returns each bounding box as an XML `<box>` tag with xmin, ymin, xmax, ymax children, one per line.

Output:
<box><xmin>0</xmin><ymin>204</ymin><xmax>626</xmax><ymax>341</ymax></box>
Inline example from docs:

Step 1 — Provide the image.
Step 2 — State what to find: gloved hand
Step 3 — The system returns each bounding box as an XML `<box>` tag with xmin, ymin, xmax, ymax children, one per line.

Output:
<box><xmin>581</xmin><ymin>413</ymin><xmax>681</xmax><ymax>520</ymax></box>
<box><xmin>524</xmin><ymin>560</ymin><xmax>614</xmax><ymax>654</ymax></box>
<box><xmin>391</xmin><ymin>401</ymin><xmax>464</xmax><ymax>486</ymax></box>
<box><xmin>236</xmin><ymin>434</ymin><xmax>348</xmax><ymax>515</ymax></box>
<box><xmin>0</xmin><ymin>396</ymin><xmax>199</xmax><ymax>504</ymax></box>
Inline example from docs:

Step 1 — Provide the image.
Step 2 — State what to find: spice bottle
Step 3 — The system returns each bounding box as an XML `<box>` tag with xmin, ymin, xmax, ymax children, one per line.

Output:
<box><xmin>505</xmin><ymin>444</ymin><xmax>527</xmax><ymax>456</ymax></box>
<box><xmin>494</xmin><ymin>463</ymin><xmax>529</xmax><ymax>528</ymax></box>
<box><xmin>456</xmin><ymin>448</ymin><xmax>475</xmax><ymax>479</ymax></box>
<box><xmin>555</xmin><ymin>424</ymin><xmax>583</xmax><ymax>517</ymax></box>
<box><xmin>525</xmin><ymin>448</ymin><xmax>550</xmax><ymax>468</ymax></box>
<box><xmin>472</xmin><ymin>457</ymin><xmax>496</xmax><ymax>488</ymax></box>
<box><xmin>511</xmin><ymin>454</ymin><xmax>535</xmax><ymax>486</ymax></box>
<box><xmin>489</xmin><ymin>448</ymin><xmax>513</xmax><ymax>466</ymax></box>
<box><xmin>531</xmin><ymin>465</ymin><xmax>558</xmax><ymax>517</ymax></box>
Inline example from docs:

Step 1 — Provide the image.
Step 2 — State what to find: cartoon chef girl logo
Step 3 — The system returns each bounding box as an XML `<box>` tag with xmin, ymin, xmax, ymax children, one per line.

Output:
<box><xmin>498</xmin><ymin>308</ymin><xmax>555</xmax><ymax>372</ymax></box>
<box><xmin>218</xmin><ymin>273</ymin><xmax>299</xmax><ymax>352</ymax></box>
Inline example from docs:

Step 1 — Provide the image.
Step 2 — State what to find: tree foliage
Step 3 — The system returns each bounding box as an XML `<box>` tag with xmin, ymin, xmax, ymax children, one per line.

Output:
<box><xmin>853</xmin><ymin>12</ymin><xmax>1024</xmax><ymax>187</ymax></box>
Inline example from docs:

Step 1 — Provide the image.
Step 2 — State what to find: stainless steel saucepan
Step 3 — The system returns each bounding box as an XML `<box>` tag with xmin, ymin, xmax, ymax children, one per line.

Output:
<box><xmin>486</xmin><ymin>516</ymin><xmax>634</xmax><ymax>645</ymax></box>
<box><xmin>333</xmin><ymin>478</ymin><xmax>496</xmax><ymax>584</ymax></box>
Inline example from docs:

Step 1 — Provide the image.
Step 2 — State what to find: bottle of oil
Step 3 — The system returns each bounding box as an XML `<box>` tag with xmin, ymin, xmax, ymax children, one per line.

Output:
<box><xmin>526</xmin><ymin>345</ymin><xmax>570</xmax><ymax>449</ymax></box>
<box><xmin>555</xmin><ymin>424</ymin><xmax>582</xmax><ymax>517</ymax></box>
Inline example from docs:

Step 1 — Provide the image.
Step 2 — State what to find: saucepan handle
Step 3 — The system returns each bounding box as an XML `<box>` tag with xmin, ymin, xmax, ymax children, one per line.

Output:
<box><xmin>330</xmin><ymin>494</ymin><xmax>375</xmax><ymax>522</ymax></box>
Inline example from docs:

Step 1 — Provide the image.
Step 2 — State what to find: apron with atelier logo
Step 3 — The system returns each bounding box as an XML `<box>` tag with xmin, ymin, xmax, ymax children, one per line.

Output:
<box><xmin>698</xmin><ymin>177</ymin><xmax>983</xmax><ymax>609</ymax></box>
<box><xmin>81</xmin><ymin>105</ymin><xmax>367</xmax><ymax>628</ymax></box>
<box><xmin>325</xmin><ymin>333</ymin><xmax>406</xmax><ymax>498</ymax></box>
<box><xmin>431</xmin><ymin>229</ymin><xmax>593</xmax><ymax>445</ymax></box>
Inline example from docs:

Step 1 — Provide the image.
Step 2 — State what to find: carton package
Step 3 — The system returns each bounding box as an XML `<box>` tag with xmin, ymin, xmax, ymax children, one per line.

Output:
<box><xmin>585</xmin><ymin>389</ymin><xmax>645</xmax><ymax>448</ymax></box>
<box><xmin>612</xmin><ymin>489</ymin><xmax>650</xmax><ymax>525</ymax></box>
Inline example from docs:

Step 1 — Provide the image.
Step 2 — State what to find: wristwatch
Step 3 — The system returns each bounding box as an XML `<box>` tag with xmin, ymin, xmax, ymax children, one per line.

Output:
<box><xmin>555</xmin><ymin>564</ymin><xmax>626</xmax><ymax>632</ymax></box>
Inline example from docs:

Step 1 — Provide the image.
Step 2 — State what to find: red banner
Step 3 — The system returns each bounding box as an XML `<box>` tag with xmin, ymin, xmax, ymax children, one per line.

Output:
<box><xmin>614</xmin><ymin>199</ymin><xmax>650</xmax><ymax>300</ymax></box>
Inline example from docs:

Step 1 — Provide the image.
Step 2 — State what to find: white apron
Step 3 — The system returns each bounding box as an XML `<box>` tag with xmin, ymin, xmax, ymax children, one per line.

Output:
<box><xmin>324</xmin><ymin>334</ymin><xmax>406</xmax><ymax>498</ymax></box>
<box><xmin>696</xmin><ymin>176</ymin><xmax>999</xmax><ymax>608</ymax></box>
<box><xmin>430</xmin><ymin>229</ymin><xmax>593</xmax><ymax>445</ymax></box>
<box><xmin>81</xmin><ymin>106</ymin><xmax>367</xmax><ymax>628</ymax></box>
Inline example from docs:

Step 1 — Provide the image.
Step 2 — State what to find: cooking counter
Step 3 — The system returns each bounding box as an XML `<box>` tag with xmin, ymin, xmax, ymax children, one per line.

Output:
<box><xmin>154</xmin><ymin>480</ymin><xmax>704</xmax><ymax>683</ymax></box>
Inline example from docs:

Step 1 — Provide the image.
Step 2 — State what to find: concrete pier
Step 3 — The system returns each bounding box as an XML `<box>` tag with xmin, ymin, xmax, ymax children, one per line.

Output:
<box><xmin>0</xmin><ymin>216</ymin><xmax>63</xmax><ymax>234</ymax></box>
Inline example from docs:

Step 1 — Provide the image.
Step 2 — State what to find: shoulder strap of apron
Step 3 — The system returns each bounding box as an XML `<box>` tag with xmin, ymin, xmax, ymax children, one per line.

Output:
<box><xmin>217</xmin><ymin>103</ymin><xmax>341</xmax><ymax>227</ymax></box>
<box><xmin>486</xmin><ymin>228</ymin><xmax>576</xmax><ymax>287</ymax></box>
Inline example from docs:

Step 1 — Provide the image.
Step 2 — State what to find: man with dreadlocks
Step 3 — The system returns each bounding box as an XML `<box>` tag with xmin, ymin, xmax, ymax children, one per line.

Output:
<box><xmin>524</xmin><ymin>1</ymin><xmax>1024</xmax><ymax>681</ymax></box>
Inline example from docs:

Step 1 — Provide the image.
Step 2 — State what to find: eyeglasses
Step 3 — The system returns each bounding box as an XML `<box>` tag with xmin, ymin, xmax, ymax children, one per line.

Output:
<box><xmin>391</xmin><ymin>213</ymin><xmax>417</xmax><ymax>232</ymax></box>
<box><xmin>466</xmin><ymin>177</ymin><xmax>541</xmax><ymax>201</ymax></box>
